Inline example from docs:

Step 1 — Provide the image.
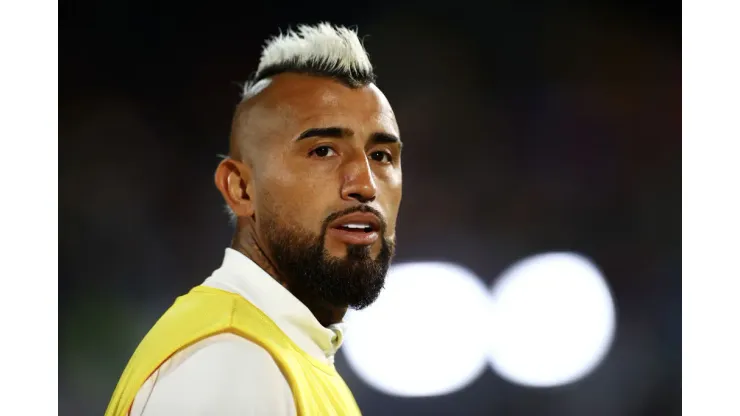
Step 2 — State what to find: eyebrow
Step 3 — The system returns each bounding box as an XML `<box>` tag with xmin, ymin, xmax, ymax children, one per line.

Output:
<box><xmin>296</xmin><ymin>127</ymin><xmax>350</xmax><ymax>141</ymax></box>
<box><xmin>296</xmin><ymin>126</ymin><xmax>402</xmax><ymax>149</ymax></box>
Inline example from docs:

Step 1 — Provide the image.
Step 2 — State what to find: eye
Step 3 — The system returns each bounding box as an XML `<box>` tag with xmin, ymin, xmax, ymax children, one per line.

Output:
<box><xmin>370</xmin><ymin>150</ymin><xmax>393</xmax><ymax>164</ymax></box>
<box><xmin>310</xmin><ymin>146</ymin><xmax>337</xmax><ymax>158</ymax></box>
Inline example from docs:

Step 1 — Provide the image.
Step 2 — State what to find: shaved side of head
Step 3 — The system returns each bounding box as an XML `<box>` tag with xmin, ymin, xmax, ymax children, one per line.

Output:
<box><xmin>228</xmin><ymin>79</ymin><xmax>274</xmax><ymax>165</ymax></box>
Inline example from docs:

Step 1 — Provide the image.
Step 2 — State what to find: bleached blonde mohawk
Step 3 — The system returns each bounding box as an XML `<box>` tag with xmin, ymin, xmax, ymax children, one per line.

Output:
<box><xmin>242</xmin><ymin>23</ymin><xmax>376</xmax><ymax>97</ymax></box>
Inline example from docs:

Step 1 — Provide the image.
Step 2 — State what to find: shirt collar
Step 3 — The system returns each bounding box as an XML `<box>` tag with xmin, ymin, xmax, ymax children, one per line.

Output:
<box><xmin>202</xmin><ymin>248</ymin><xmax>346</xmax><ymax>361</ymax></box>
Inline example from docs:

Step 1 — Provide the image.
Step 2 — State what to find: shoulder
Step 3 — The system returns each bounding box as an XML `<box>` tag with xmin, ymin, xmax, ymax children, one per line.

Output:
<box><xmin>131</xmin><ymin>333</ymin><xmax>295</xmax><ymax>416</ymax></box>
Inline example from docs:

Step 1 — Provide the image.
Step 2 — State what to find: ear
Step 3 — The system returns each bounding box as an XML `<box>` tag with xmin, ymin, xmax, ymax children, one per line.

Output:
<box><xmin>214</xmin><ymin>158</ymin><xmax>255</xmax><ymax>219</ymax></box>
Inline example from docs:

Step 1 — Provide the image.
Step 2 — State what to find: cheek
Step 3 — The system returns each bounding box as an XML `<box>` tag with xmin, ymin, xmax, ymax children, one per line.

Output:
<box><xmin>257</xmin><ymin>170</ymin><xmax>333</xmax><ymax>234</ymax></box>
<box><xmin>379</xmin><ymin>180</ymin><xmax>403</xmax><ymax>237</ymax></box>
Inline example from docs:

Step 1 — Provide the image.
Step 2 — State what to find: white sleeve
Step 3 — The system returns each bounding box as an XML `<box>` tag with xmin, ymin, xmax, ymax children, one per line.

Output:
<box><xmin>131</xmin><ymin>333</ymin><xmax>296</xmax><ymax>416</ymax></box>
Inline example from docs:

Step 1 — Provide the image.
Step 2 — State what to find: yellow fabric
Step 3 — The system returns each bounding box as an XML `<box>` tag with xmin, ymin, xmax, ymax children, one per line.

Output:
<box><xmin>105</xmin><ymin>286</ymin><xmax>362</xmax><ymax>416</ymax></box>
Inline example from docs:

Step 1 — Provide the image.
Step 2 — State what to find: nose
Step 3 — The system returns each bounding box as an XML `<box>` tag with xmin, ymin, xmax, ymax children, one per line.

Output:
<box><xmin>340</xmin><ymin>156</ymin><xmax>377</xmax><ymax>203</ymax></box>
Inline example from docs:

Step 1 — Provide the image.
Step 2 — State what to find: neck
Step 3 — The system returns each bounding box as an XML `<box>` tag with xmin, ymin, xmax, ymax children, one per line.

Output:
<box><xmin>231</xmin><ymin>226</ymin><xmax>347</xmax><ymax>327</ymax></box>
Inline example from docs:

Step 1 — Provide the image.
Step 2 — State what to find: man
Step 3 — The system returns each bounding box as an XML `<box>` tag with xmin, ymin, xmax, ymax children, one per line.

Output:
<box><xmin>104</xmin><ymin>22</ymin><xmax>402</xmax><ymax>415</ymax></box>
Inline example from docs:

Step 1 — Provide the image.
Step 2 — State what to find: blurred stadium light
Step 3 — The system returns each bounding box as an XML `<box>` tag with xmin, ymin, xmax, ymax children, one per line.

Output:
<box><xmin>343</xmin><ymin>262</ymin><xmax>491</xmax><ymax>396</ymax></box>
<box><xmin>488</xmin><ymin>252</ymin><xmax>617</xmax><ymax>388</ymax></box>
<box><xmin>343</xmin><ymin>253</ymin><xmax>616</xmax><ymax>395</ymax></box>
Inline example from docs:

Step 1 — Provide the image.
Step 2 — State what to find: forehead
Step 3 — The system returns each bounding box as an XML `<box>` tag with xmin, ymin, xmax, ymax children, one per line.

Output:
<box><xmin>248</xmin><ymin>73</ymin><xmax>398</xmax><ymax>136</ymax></box>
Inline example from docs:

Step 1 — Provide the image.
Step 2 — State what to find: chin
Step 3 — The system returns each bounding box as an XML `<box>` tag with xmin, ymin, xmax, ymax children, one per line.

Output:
<box><xmin>324</xmin><ymin>244</ymin><xmax>372</xmax><ymax>261</ymax></box>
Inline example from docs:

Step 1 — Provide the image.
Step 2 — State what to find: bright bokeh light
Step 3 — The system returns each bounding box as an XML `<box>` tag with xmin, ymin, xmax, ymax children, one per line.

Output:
<box><xmin>342</xmin><ymin>262</ymin><xmax>492</xmax><ymax>397</ymax></box>
<box><xmin>487</xmin><ymin>252</ymin><xmax>616</xmax><ymax>387</ymax></box>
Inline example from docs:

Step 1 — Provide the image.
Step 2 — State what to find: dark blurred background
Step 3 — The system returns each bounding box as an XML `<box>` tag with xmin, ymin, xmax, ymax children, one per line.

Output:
<box><xmin>60</xmin><ymin>1</ymin><xmax>680</xmax><ymax>415</ymax></box>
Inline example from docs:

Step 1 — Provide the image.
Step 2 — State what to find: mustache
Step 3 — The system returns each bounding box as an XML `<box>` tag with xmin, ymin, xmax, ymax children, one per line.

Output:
<box><xmin>322</xmin><ymin>205</ymin><xmax>388</xmax><ymax>235</ymax></box>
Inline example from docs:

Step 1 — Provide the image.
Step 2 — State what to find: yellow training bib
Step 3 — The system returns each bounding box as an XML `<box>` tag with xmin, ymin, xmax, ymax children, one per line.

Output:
<box><xmin>105</xmin><ymin>286</ymin><xmax>361</xmax><ymax>416</ymax></box>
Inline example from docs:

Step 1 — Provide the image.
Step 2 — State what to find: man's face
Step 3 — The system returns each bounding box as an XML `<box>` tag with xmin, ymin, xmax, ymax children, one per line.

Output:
<box><xmin>239</xmin><ymin>73</ymin><xmax>403</xmax><ymax>309</ymax></box>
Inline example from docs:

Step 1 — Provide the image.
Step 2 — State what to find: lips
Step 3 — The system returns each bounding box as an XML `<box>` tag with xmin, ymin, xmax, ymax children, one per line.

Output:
<box><xmin>329</xmin><ymin>212</ymin><xmax>381</xmax><ymax>232</ymax></box>
<box><xmin>327</xmin><ymin>212</ymin><xmax>382</xmax><ymax>246</ymax></box>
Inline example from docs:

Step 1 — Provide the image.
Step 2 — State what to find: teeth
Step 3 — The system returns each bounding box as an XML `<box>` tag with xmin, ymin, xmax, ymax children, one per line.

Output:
<box><xmin>343</xmin><ymin>223</ymin><xmax>369</xmax><ymax>229</ymax></box>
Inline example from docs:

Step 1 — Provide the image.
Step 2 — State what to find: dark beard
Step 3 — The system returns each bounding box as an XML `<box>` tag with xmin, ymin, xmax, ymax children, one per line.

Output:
<box><xmin>263</xmin><ymin>206</ymin><xmax>395</xmax><ymax>310</ymax></box>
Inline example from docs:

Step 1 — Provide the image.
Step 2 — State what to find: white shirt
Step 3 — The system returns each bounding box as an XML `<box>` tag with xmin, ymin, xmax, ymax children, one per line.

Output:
<box><xmin>129</xmin><ymin>248</ymin><xmax>347</xmax><ymax>416</ymax></box>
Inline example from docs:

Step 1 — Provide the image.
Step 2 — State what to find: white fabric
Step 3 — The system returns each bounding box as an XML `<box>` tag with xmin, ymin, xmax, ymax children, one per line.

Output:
<box><xmin>129</xmin><ymin>248</ymin><xmax>347</xmax><ymax>415</ymax></box>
